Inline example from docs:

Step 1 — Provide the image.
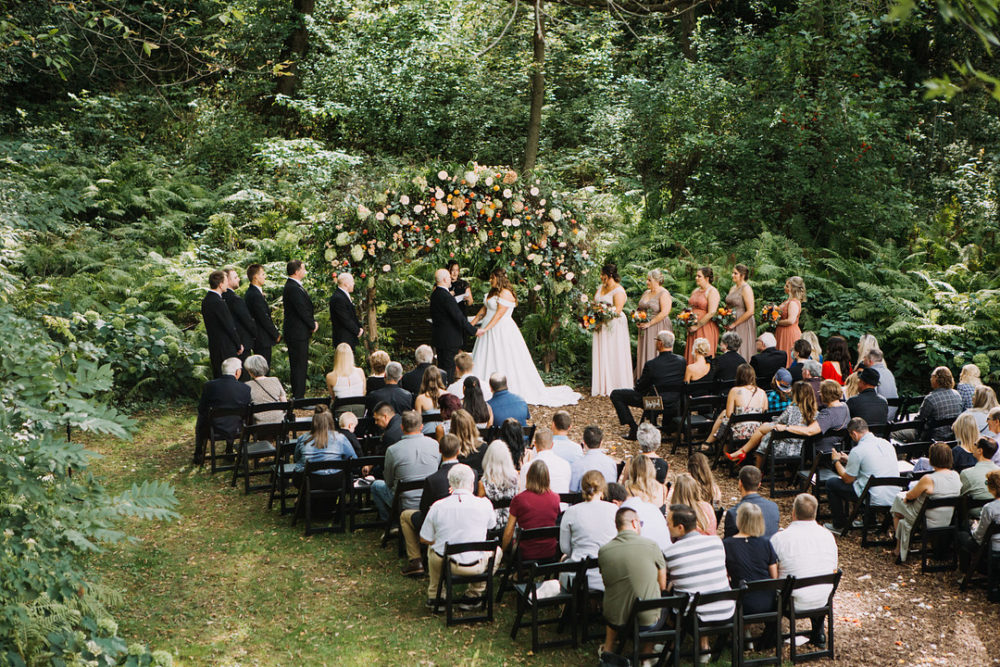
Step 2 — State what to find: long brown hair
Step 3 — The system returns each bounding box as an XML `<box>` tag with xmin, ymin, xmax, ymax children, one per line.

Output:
<box><xmin>487</xmin><ymin>267</ymin><xmax>517</xmax><ymax>304</ymax></box>
<box><xmin>450</xmin><ymin>409</ymin><xmax>480</xmax><ymax>457</ymax></box>
<box><xmin>791</xmin><ymin>381</ymin><xmax>818</xmax><ymax>423</ymax></box>
<box><xmin>419</xmin><ymin>364</ymin><xmax>447</xmax><ymax>406</ymax></box>
<box><xmin>687</xmin><ymin>452</ymin><xmax>718</xmax><ymax>505</ymax></box>
<box><xmin>309</xmin><ymin>405</ymin><xmax>335</xmax><ymax>449</ymax></box>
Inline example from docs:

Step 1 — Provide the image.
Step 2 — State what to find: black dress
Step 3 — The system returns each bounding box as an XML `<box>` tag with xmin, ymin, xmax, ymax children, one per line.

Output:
<box><xmin>723</xmin><ymin>536</ymin><xmax>778</xmax><ymax>614</ymax></box>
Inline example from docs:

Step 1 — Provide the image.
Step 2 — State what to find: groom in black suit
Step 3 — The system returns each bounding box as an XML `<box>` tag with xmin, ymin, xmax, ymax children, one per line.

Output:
<box><xmin>610</xmin><ymin>330</ymin><xmax>686</xmax><ymax>440</ymax></box>
<box><xmin>329</xmin><ymin>271</ymin><xmax>363</xmax><ymax>352</ymax></box>
<box><xmin>245</xmin><ymin>264</ymin><xmax>280</xmax><ymax>365</ymax></box>
<box><xmin>201</xmin><ymin>270</ymin><xmax>242</xmax><ymax>378</ymax></box>
<box><xmin>283</xmin><ymin>260</ymin><xmax>317</xmax><ymax>399</ymax></box>
<box><xmin>430</xmin><ymin>268</ymin><xmax>478</xmax><ymax>382</ymax></box>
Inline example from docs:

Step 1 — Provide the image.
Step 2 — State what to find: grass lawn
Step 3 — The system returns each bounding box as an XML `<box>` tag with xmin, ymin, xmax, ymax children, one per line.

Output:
<box><xmin>86</xmin><ymin>406</ymin><xmax>595</xmax><ymax>666</ymax></box>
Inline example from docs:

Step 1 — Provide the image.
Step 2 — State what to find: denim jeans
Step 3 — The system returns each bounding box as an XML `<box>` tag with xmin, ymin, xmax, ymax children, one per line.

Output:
<box><xmin>371</xmin><ymin>479</ymin><xmax>394</xmax><ymax>521</ymax></box>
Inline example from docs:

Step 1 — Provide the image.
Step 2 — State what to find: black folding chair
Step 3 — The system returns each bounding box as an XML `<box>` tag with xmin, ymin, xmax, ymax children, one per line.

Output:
<box><xmin>292</xmin><ymin>459</ymin><xmax>348</xmax><ymax>536</ymax></box>
<box><xmin>796</xmin><ymin>430</ymin><xmax>850</xmax><ymax>515</ymax></box>
<box><xmin>267</xmin><ymin>432</ymin><xmax>299</xmax><ymax>514</ymax></box>
<box><xmin>287</xmin><ymin>396</ymin><xmax>332</xmax><ymax>435</ymax></box>
<box><xmin>495</xmin><ymin>525</ymin><xmax>560</xmax><ymax>603</ymax></box>
<box><xmin>960</xmin><ymin>521</ymin><xmax>1000</xmax><ymax>592</ymax></box>
<box><xmin>347</xmin><ymin>455</ymin><xmax>386</xmax><ymax>531</ymax></box>
<box><xmin>714</xmin><ymin>411</ymin><xmax>780</xmax><ymax>471</ymax></box>
<box><xmin>433</xmin><ymin>539</ymin><xmax>500</xmax><ymax>626</ymax></box>
<box><xmin>575</xmin><ymin>557</ymin><xmax>606</xmax><ymax>642</ymax></box>
<box><xmin>841</xmin><ymin>476</ymin><xmax>909</xmax><ymax>547</ymax></box>
<box><xmin>674</xmin><ymin>390</ymin><xmax>726</xmax><ymax>458</ymax></box>
<box><xmin>762</xmin><ymin>429</ymin><xmax>807</xmax><ymax>498</ymax></box>
<box><xmin>205</xmin><ymin>406</ymin><xmax>247</xmax><ymax>474</ymax></box>
<box><xmin>681</xmin><ymin>586</ymin><xmax>743</xmax><ymax>665</ymax></box>
<box><xmin>786</xmin><ymin>570</ymin><xmax>842</xmax><ymax>664</ymax></box>
<box><xmin>740</xmin><ymin>577</ymin><xmax>793</xmax><ymax>667</ymax></box>
<box><xmin>509</xmin><ymin>559</ymin><xmax>583</xmax><ymax>651</ymax></box>
<box><xmin>912</xmin><ymin>495</ymin><xmax>962</xmax><ymax>573</ymax></box>
<box><xmin>613</xmin><ymin>593</ymin><xmax>688</xmax><ymax>667</ymax></box>
<box><xmin>332</xmin><ymin>395</ymin><xmax>367</xmax><ymax>420</ymax></box>
<box><xmin>559</xmin><ymin>492</ymin><xmax>582</xmax><ymax>507</ymax></box>
<box><xmin>380</xmin><ymin>478</ymin><xmax>425</xmax><ymax>556</ymax></box>
<box><xmin>231</xmin><ymin>418</ymin><xmax>281</xmax><ymax>494</ymax></box>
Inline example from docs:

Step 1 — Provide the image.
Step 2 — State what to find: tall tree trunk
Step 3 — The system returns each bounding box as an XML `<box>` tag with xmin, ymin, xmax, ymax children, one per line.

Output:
<box><xmin>276</xmin><ymin>0</ymin><xmax>316</xmax><ymax>97</ymax></box>
<box><xmin>363</xmin><ymin>282</ymin><xmax>377</xmax><ymax>359</ymax></box>
<box><xmin>523</xmin><ymin>0</ymin><xmax>545</xmax><ymax>172</ymax></box>
<box><xmin>680</xmin><ymin>3</ymin><xmax>697</xmax><ymax>62</ymax></box>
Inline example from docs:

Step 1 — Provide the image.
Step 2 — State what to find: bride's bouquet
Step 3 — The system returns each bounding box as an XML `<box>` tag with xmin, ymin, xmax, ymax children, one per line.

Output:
<box><xmin>675</xmin><ymin>307</ymin><xmax>697</xmax><ymax>331</ymax></box>
<box><xmin>760</xmin><ymin>304</ymin><xmax>781</xmax><ymax>331</ymax></box>
<box><xmin>579</xmin><ymin>300</ymin><xmax>615</xmax><ymax>332</ymax></box>
<box><xmin>714</xmin><ymin>305</ymin><xmax>735</xmax><ymax>328</ymax></box>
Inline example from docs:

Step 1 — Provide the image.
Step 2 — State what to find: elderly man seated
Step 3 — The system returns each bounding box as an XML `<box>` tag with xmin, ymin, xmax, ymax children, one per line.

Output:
<box><xmin>194</xmin><ymin>356</ymin><xmax>251</xmax><ymax>465</ymax></box>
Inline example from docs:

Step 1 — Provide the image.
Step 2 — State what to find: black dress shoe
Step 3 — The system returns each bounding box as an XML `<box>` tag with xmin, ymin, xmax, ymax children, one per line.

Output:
<box><xmin>810</xmin><ymin>630</ymin><xmax>826</xmax><ymax>649</ymax></box>
<box><xmin>624</xmin><ymin>426</ymin><xmax>638</xmax><ymax>441</ymax></box>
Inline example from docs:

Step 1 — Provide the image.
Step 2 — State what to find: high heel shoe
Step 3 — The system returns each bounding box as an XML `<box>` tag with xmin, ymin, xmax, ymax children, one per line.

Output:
<box><xmin>725</xmin><ymin>449</ymin><xmax>747</xmax><ymax>463</ymax></box>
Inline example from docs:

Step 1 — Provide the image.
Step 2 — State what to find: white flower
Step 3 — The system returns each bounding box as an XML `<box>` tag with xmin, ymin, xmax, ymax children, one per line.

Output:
<box><xmin>3</xmin><ymin>529</ymin><xmax>13</xmax><ymax>538</ymax></box>
<box><xmin>533</xmin><ymin>284</ymin><xmax>542</xmax><ymax>291</ymax></box>
<box><xmin>501</xmin><ymin>230</ymin><xmax>509</xmax><ymax>238</ymax></box>
<box><xmin>502</xmin><ymin>218</ymin><xmax>512</xmax><ymax>227</ymax></box>
<box><xmin>357</xmin><ymin>204</ymin><xmax>371</xmax><ymax>219</ymax></box>
<box><xmin>527</xmin><ymin>253</ymin><xmax>537</xmax><ymax>261</ymax></box>
<box><xmin>351</xmin><ymin>245</ymin><xmax>364</xmax><ymax>262</ymax></box>
<box><xmin>475</xmin><ymin>201</ymin><xmax>484</xmax><ymax>210</ymax></box>
<box><xmin>580</xmin><ymin>293</ymin><xmax>589</xmax><ymax>303</ymax></box>
<box><xmin>503</xmin><ymin>188</ymin><xmax>513</xmax><ymax>198</ymax></box>
<box><xmin>540</xmin><ymin>199</ymin><xmax>546</xmax><ymax>206</ymax></box>
<box><xmin>335</xmin><ymin>232</ymin><xmax>350</xmax><ymax>246</ymax></box>
<box><xmin>389</xmin><ymin>214</ymin><xmax>400</xmax><ymax>225</ymax></box>
<box><xmin>512</xmin><ymin>200</ymin><xmax>524</xmax><ymax>213</ymax></box>
<box><xmin>382</xmin><ymin>264</ymin><xmax>391</xmax><ymax>272</ymax></box>
<box><xmin>413</xmin><ymin>204</ymin><xmax>424</xmax><ymax>214</ymax></box>
<box><xmin>434</xmin><ymin>201</ymin><xmax>448</xmax><ymax>216</ymax></box>
<box><xmin>485</xmin><ymin>177</ymin><xmax>494</xmax><ymax>186</ymax></box>
<box><xmin>512</xmin><ymin>218</ymin><xmax>521</xmax><ymax>227</ymax></box>
<box><xmin>438</xmin><ymin>170</ymin><xmax>449</xmax><ymax>180</ymax></box>
<box><xmin>399</xmin><ymin>195</ymin><xmax>410</xmax><ymax>205</ymax></box>
<box><xmin>40</xmin><ymin>474</ymin><xmax>54</xmax><ymax>483</ymax></box>
<box><xmin>447</xmin><ymin>223</ymin><xmax>456</xmax><ymax>233</ymax></box>
<box><xmin>435</xmin><ymin>188</ymin><xmax>445</xmax><ymax>200</ymax></box>
<box><xmin>565</xmin><ymin>272</ymin><xmax>575</xmax><ymax>281</ymax></box>
<box><xmin>530</xmin><ymin>186</ymin><xmax>540</xmax><ymax>196</ymax></box>
<box><xmin>464</xmin><ymin>171</ymin><xmax>479</xmax><ymax>186</ymax></box>
<box><xmin>549</xmin><ymin>207</ymin><xmax>562</xmax><ymax>222</ymax></box>
<box><xmin>375</xmin><ymin>212</ymin><xmax>385</xmax><ymax>221</ymax></box>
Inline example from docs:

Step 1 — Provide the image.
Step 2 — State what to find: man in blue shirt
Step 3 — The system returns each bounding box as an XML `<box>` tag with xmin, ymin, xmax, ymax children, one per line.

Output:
<box><xmin>570</xmin><ymin>426</ymin><xmax>618</xmax><ymax>491</ymax></box>
<box><xmin>551</xmin><ymin>410</ymin><xmax>583</xmax><ymax>464</ymax></box>
<box><xmin>487</xmin><ymin>373</ymin><xmax>530</xmax><ymax>426</ymax></box>
<box><xmin>723</xmin><ymin>465</ymin><xmax>780</xmax><ymax>538</ymax></box>
<box><xmin>824</xmin><ymin>417</ymin><xmax>898</xmax><ymax>534</ymax></box>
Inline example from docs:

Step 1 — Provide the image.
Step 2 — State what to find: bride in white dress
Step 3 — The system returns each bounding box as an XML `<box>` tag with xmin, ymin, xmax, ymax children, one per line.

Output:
<box><xmin>470</xmin><ymin>268</ymin><xmax>580</xmax><ymax>407</ymax></box>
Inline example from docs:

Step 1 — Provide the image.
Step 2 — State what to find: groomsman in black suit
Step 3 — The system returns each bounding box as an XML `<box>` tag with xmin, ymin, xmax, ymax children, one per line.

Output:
<box><xmin>610</xmin><ymin>330</ymin><xmax>686</xmax><ymax>440</ymax></box>
<box><xmin>283</xmin><ymin>260</ymin><xmax>317</xmax><ymax>399</ymax></box>
<box><xmin>245</xmin><ymin>264</ymin><xmax>280</xmax><ymax>365</ymax></box>
<box><xmin>201</xmin><ymin>270</ymin><xmax>243</xmax><ymax>378</ymax></box>
<box><xmin>430</xmin><ymin>268</ymin><xmax>478</xmax><ymax>382</ymax></box>
<box><xmin>223</xmin><ymin>268</ymin><xmax>256</xmax><ymax>379</ymax></box>
<box><xmin>329</xmin><ymin>271</ymin><xmax>363</xmax><ymax>352</ymax></box>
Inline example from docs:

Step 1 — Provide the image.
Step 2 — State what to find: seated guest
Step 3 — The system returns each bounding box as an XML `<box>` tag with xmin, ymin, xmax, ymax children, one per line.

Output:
<box><xmin>365</xmin><ymin>361</ymin><xmax>413</xmax><ymax>416</ymax></box>
<box><xmin>823</xmin><ymin>417</ymin><xmax>898</xmax><ymax>534</ymax></box>
<box><xmin>771</xmin><ymin>494</ymin><xmax>838</xmax><ymax>648</ymax></box>
<box><xmin>478</xmin><ymin>439</ymin><xmax>519</xmax><ymax>530</ymax></box>
<box><xmin>842</xmin><ymin>371</ymin><xmax>861</xmax><ymax>400</ymax></box>
<box><xmin>689</xmin><ymin>452</ymin><xmax>721</xmax><ymax>508</ymax></box>
<box><xmin>912</xmin><ymin>366</ymin><xmax>963</xmax><ymax>441</ymax></box>
<box><xmin>337</xmin><ymin>411</ymin><xmax>361</xmax><ymax>454</ymax></box>
<box><xmin>767</xmin><ymin>368</ymin><xmax>793</xmax><ymax>412</ymax></box>
<box><xmin>451</xmin><ymin>409</ymin><xmax>486</xmax><ymax>472</ymax></box>
<box><xmin>962</xmin><ymin>385</ymin><xmax>999</xmax><ymax>434</ymax></box>
<box><xmin>325</xmin><ymin>342</ymin><xmax>366</xmax><ymax>400</ymax></box>
<box><xmin>706</xmin><ymin>363</ymin><xmax>767</xmax><ymax>450</ymax></box>
<box><xmin>498</xmin><ymin>418</ymin><xmax>528</xmax><ymax>470</ymax></box>
<box><xmin>400</xmin><ymin>434</ymin><xmax>462</xmax><ymax>577</ymax></box>
<box><xmin>560</xmin><ymin>470</ymin><xmax>618</xmax><ymax>591</ymax></box>
<box><xmin>684</xmin><ymin>337</ymin><xmax>715</xmax><ymax>383</ymax></box>
<box><xmin>637</xmin><ymin>422</ymin><xmax>669</xmax><ymax>484</ymax></box>
<box><xmin>433</xmin><ymin>393</ymin><xmax>463</xmax><ymax>437</ymax></box>
<box><xmin>517</xmin><ymin>428</ymin><xmax>570</xmax><ymax>493</ymax></box>
<box><xmin>243</xmin><ymin>354</ymin><xmax>287</xmax><ymax>424</ymax></box>
<box><xmin>420</xmin><ymin>463</ymin><xmax>500</xmax><ymax>609</ymax></box>
<box><xmin>605</xmin><ymin>482</ymin><xmax>627</xmax><ymax>506</ymax></box>
<box><xmin>960</xmin><ymin>438</ymin><xmax>999</xmax><ymax>502</ymax></box>
<box><xmin>846</xmin><ymin>366</ymin><xmax>888</xmax><ymax>426</ymax></box>
<box><xmin>801</xmin><ymin>331</ymin><xmax>823</xmax><ymax>362</ymax></box>
<box><xmin>570</xmin><ymin>426</ymin><xmax>617</xmax><ymax>491</ymax></box>
<box><xmin>864</xmin><ymin>349</ymin><xmax>898</xmax><ymax>418</ymax></box>
<box><xmin>891</xmin><ymin>442</ymin><xmax>961</xmax><ymax>562</ymax></box>
<box><xmin>724</xmin><ymin>465</ymin><xmax>779</xmax><ymax>539</ymax></box>
<box><xmin>462</xmin><ymin>376</ymin><xmax>494</xmax><ymax>427</ymax></box>
<box><xmin>663</xmin><ymin>504</ymin><xmax>735</xmax><ymax>658</ymax></box>
<box><xmin>750</xmin><ymin>332</ymin><xmax>787</xmax><ymax>384</ymax></box>
<box><xmin>371</xmin><ymin>402</ymin><xmax>403</xmax><ymax>449</ymax></box>
<box><xmin>621</xmin><ymin>459</ymin><xmax>671</xmax><ymax>552</ymax></box>
<box><xmin>713</xmin><ymin>331</ymin><xmax>746</xmax><ymax>382</ymax></box>
<box><xmin>987</xmin><ymin>409</ymin><xmax>1000</xmax><ymax>462</ymax></box>
<box><xmin>957</xmin><ymin>363</ymin><xmax>982</xmax><ymax>412</ymax></box>
<box><xmin>730</xmin><ymin>381</ymin><xmax>815</xmax><ymax>468</ymax></box>
<box><xmin>670</xmin><ymin>473</ymin><xmax>717</xmax><ymax>536</ymax></box>
<box><xmin>401</xmin><ymin>344</ymin><xmax>447</xmax><ymax>394</ymax></box>
<box><xmin>724</xmin><ymin>504</ymin><xmax>779</xmax><ymax>647</ymax></box>
<box><xmin>414</xmin><ymin>365</ymin><xmax>448</xmax><ymax>434</ymax></box>
<box><xmin>370</xmin><ymin>410</ymin><xmax>440</xmax><ymax>521</ymax></box>
<box><xmin>366</xmin><ymin>349</ymin><xmax>391</xmax><ymax>394</ymax></box>
<box><xmin>293</xmin><ymin>405</ymin><xmax>357</xmax><ymax>485</ymax></box>
<box><xmin>487</xmin><ymin>373</ymin><xmax>529</xmax><ymax>426</ymax></box>
<box><xmin>194</xmin><ymin>357</ymin><xmax>251</xmax><ymax>465</ymax></box>
<box><xmin>446</xmin><ymin>351</ymin><xmax>492</xmax><ymax>400</ymax></box>
<box><xmin>610</xmin><ymin>330</ymin><xmax>686</xmax><ymax>441</ymax></box>
<box><xmin>801</xmin><ymin>359</ymin><xmax>824</xmax><ymax>406</ymax></box>
<box><xmin>597</xmin><ymin>507</ymin><xmax>667</xmax><ymax>657</ymax></box>
<box><xmin>788</xmin><ymin>338</ymin><xmax>813</xmax><ymax>383</ymax></box>
<box><xmin>503</xmin><ymin>460</ymin><xmax>561</xmax><ymax>561</ymax></box>
<box><xmin>620</xmin><ymin>451</ymin><xmax>666</xmax><ymax>510</ymax></box>
<box><xmin>958</xmin><ymin>470</ymin><xmax>1000</xmax><ymax>572</ymax></box>
<box><xmin>771</xmin><ymin>380</ymin><xmax>849</xmax><ymax>454</ymax></box>
<box><xmin>821</xmin><ymin>335</ymin><xmax>852</xmax><ymax>385</ymax></box>
<box><xmin>551</xmin><ymin>410</ymin><xmax>583</xmax><ymax>464</ymax></box>
<box><xmin>952</xmin><ymin>413</ymin><xmax>981</xmax><ymax>473</ymax></box>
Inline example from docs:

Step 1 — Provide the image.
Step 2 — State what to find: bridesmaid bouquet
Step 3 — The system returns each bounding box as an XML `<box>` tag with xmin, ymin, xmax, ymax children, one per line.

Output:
<box><xmin>629</xmin><ymin>308</ymin><xmax>649</xmax><ymax>325</ymax></box>
<box><xmin>675</xmin><ymin>307</ymin><xmax>697</xmax><ymax>330</ymax></box>
<box><xmin>579</xmin><ymin>301</ymin><xmax>615</xmax><ymax>332</ymax></box>
<box><xmin>714</xmin><ymin>305</ymin><xmax>735</xmax><ymax>328</ymax></box>
<box><xmin>761</xmin><ymin>304</ymin><xmax>781</xmax><ymax>331</ymax></box>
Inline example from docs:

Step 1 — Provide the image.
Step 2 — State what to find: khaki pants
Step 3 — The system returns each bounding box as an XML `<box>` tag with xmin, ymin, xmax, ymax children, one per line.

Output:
<box><xmin>400</xmin><ymin>510</ymin><xmax>422</xmax><ymax>561</ymax></box>
<box><xmin>427</xmin><ymin>546</ymin><xmax>503</xmax><ymax>600</ymax></box>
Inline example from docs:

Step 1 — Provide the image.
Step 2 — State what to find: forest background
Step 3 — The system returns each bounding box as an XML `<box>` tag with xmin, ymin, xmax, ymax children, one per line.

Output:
<box><xmin>2</xmin><ymin>0</ymin><xmax>1000</xmax><ymax>663</ymax></box>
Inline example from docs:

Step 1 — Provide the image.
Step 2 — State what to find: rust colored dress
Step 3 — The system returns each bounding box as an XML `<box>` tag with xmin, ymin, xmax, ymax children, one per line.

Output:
<box><xmin>684</xmin><ymin>289</ymin><xmax>719</xmax><ymax>364</ymax></box>
<box><xmin>774</xmin><ymin>298</ymin><xmax>801</xmax><ymax>368</ymax></box>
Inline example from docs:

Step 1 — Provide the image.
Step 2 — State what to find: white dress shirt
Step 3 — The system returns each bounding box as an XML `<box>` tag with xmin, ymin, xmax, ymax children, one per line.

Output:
<box><xmin>771</xmin><ymin>520</ymin><xmax>838</xmax><ymax>610</ymax></box>
<box><xmin>518</xmin><ymin>449</ymin><xmax>571</xmax><ymax>494</ymax></box>
<box><xmin>419</xmin><ymin>489</ymin><xmax>497</xmax><ymax>561</ymax></box>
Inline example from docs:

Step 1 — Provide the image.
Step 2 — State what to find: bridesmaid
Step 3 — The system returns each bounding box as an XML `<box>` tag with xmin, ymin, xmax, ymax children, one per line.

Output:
<box><xmin>634</xmin><ymin>269</ymin><xmax>673</xmax><ymax>380</ymax></box>
<box><xmin>684</xmin><ymin>267</ymin><xmax>720</xmax><ymax>364</ymax></box>
<box><xmin>775</xmin><ymin>276</ymin><xmax>805</xmax><ymax>367</ymax></box>
<box><xmin>724</xmin><ymin>264</ymin><xmax>756</xmax><ymax>363</ymax></box>
<box><xmin>592</xmin><ymin>263</ymin><xmax>633</xmax><ymax>396</ymax></box>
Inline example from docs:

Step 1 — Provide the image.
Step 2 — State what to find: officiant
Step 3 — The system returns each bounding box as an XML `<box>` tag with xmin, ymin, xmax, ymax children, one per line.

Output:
<box><xmin>430</xmin><ymin>268</ymin><xmax>478</xmax><ymax>382</ymax></box>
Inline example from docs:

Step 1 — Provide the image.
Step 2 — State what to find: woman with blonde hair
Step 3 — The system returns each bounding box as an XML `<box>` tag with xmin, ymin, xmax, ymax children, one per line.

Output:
<box><xmin>672</xmin><ymin>473</ymin><xmax>718</xmax><ymax>535</ymax></box>
<box><xmin>450</xmin><ymin>409</ymin><xmax>486</xmax><ymax>472</ymax></box>
<box><xmin>326</xmin><ymin>343</ymin><xmax>366</xmax><ymax>399</ymax></box>
<box><xmin>843</xmin><ymin>371</ymin><xmax>861</xmax><ymax>400</ymax></box>
<box><xmin>775</xmin><ymin>276</ymin><xmax>805</xmax><ymax>367</ymax></box>
<box><xmin>957</xmin><ymin>364</ymin><xmax>983</xmax><ymax>412</ymax></box>
<box><xmin>951</xmin><ymin>412</ymin><xmax>981</xmax><ymax>473</ymax></box>
<box><xmin>684</xmin><ymin>337</ymin><xmax>715</xmax><ymax>383</ymax></box>
<box><xmin>962</xmin><ymin>385</ymin><xmax>999</xmax><ymax>434</ymax></box>
<box><xmin>619</xmin><ymin>452</ymin><xmax>666</xmax><ymax>509</ymax></box>
<box><xmin>478</xmin><ymin>440</ymin><xmax>518</xmax><ymax>529</ymax></box>
<box><xmin>801</xmin><ymin>331</ymin><xmax>822</xmax><ymax>362</ymax></box>
<box><xmin>856</xmin><ymin>334</ymin><xmax>880</xmax><ymax>369</ymax></box>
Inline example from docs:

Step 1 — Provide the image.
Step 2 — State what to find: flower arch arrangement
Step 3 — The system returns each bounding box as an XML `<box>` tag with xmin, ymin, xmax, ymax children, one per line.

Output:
<box><xmin>310</xmin><ymin>164</ymin><xmax>594</xmax><ymax>365</ymax></box>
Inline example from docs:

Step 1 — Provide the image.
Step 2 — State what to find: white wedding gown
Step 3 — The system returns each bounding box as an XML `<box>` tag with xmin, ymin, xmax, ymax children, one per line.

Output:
<box><xmin>472</xmin><ymin>295</ymin><xmax>581</xmax><ymax>407</ymax></box>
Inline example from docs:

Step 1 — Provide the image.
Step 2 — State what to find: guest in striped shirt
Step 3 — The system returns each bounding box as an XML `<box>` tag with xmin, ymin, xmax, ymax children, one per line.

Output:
<box><xmin>663</xmin><ymin>503</ymin><xmax>736</xmax><ymax>660</ymax></box>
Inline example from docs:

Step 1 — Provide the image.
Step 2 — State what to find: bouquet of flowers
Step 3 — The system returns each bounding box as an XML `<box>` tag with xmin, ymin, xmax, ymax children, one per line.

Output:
<box><xmin>579</xmin><ymin>300</ymin><xmax>615</xmax><ymax>332</ymax></box>
<box><xmin>675</xmin><ymin>307</ymin><xmax>697</xmax><ymax>331</ymax></box>
<box><xmin>761</xmin><ymin>304</ymin><xmax>781</xmax><ymax>331</ymax></box>
<box><xmin>629</xmin><ymin>308</ymin><xmax>649</xmax><ymax>326</ymax></box>
<box><xmin>714</xmin><ymin>305</ymin><xmax>735</xmax><ymax>328</ymax></box>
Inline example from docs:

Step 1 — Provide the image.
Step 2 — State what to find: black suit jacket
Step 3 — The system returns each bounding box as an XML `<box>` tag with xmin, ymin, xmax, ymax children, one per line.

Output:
<box><xmin>712</xmin><ymin>350</ymin><xmax>746</xmax><ymax>382</ymax></box>
<box><xmin>283</xmin><ymin>279</ymin><xmax>316</xmax><ymax>343</ymax></box>
<box><xmin>381</xmin><ymin>414</ymin><xmax>403</xmax><ymax>448</ymax></box>
<box><xmin>847</xmin><ymin>388</ymin><xmax>889</xmax><ymax>426</ymax></box>
<box><xmin>201</xmin><ymin>291</ymin><xmax>241</xmax><ymax>360</ymax></box>
<box><xmin>430</xmin><ymin>285</ymin><xmax>476</xmax><ymax>351</ymax></box>
<box><xmin>401</xmin><ymin>362</ymin><xmax>449</xmax><ymax>394</ymax></box>
<box><xmin>223</xmin><ymin>289</ymin><xmax>256</xmax><ymax>352</ymax></box>
<box><xmin>419</xmin><ymin>461</ymin><xmax>460</xmax><ymax>517</ymax></box>
<box><xmin>329</xmin><ymin>288</ymin><xmax>362</xmax><ymax>348</ymax></box>
<box><xmin>366</xmin><ymin>384</ymin><xmax>414</xmax><ymax>416</ymax></box>
<box><xmin>245</xmin><ymin>285</ymin><xmax>279</xmax><ymax>347</ymax></box>
<box><xmin>635</xmin><ymin>351</ymin><xmax>687</xmax><ymax>405</ymax></box>
<box><xmin>750</xmin><ymin>347</ymin><xmax>788</xmax><ymax>383</ymax></box>
<box><xmin>197</xmin><ymin>374</ymin><xmax>252</xmax><ymax>437</ymax></box>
